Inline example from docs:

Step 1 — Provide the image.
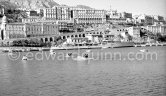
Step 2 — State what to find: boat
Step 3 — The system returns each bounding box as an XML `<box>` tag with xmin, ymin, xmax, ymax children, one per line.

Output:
<box><xmin>73</xmin><ymin>56</ymin><xmax>87</xmax><ymax>61</ymax></box>
<box><xmin>85</xmin><ymin>50</ymin><xmax>91</xmax><ymax>53</ymax></box>
<box><xmin>66</xmin><ymin>52</ymin><xmax>72</xmax><ymax>57</ymax></box>
<box><xmin>50</xmin><ymin>50</ymin><xmax>56</xmax><ymax>55</ymax></box>
<box><xmin>22</xmin><ymin>55</ymin><xmax>28</xmax><ymax>60</ymax></box>
<box><xmin>50</xmin><ymin>41</ymin><xmax>135</xmax><ymax>50</ymax></box>
<box><xmin>140</xmin><ymin>49</ymin><xmax>148</xmax><ymax>52</ymax></box>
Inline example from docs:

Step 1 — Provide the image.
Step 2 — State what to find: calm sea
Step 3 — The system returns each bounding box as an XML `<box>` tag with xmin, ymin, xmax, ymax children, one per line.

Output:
<box><xmin>0</xmin><ymin>46</ymin><xmax>166</xmax><ymax>96</ymax></box>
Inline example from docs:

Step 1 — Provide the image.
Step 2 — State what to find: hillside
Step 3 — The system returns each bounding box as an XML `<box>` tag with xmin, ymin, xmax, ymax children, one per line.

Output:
<box><xmin>0</xmin><ymin>0</ymin><xmax>93</xmax><ymax>10</ymax></box>
<box><xmin>0</xmin><ymin>0</ymin><xmax>59</xmax><ymax>10</ymax></box>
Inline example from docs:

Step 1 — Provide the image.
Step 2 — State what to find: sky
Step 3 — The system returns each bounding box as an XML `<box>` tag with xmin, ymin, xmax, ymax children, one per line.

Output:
<box><xmin>54</xmin><ymin>0</ymin><xmax>166</xmax><ymax>17</ymax></box>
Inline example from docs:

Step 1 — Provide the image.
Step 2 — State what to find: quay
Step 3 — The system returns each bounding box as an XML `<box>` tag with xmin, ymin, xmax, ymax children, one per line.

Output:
<box><xmin>0</xmin><ymin>42</ymin><xmax>166</xmax><ymax>52</ymax></box>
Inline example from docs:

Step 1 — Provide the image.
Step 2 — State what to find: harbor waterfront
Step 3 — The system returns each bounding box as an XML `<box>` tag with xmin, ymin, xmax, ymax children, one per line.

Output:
<box><xmin>0</xmin><ymin>46</ymin><xmax>166</xmax><ymax>96</ymax></box>
<box><xmin>0</xmin><ymin>0</ymin><xmax>166</xmax><ymax>95</ymax></box>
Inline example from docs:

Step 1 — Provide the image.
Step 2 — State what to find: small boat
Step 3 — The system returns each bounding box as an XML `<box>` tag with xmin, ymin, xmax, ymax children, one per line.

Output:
<box><xmin>73</xmin><ymin>56</ymin><xmax>87</xmax><ymax>61</ymax></box>
<box><xmin>140</xmin><ymin>49</ymin><xmax>148</xmax><ymax>52</ymax></box>
<box><xmin>83</xmin><ymin>53</ymin><xmax>89</xmax><ymax>58</ymax></box>
<box><xmin>141</xmin><ymin>44</ymin><xmax>146</xmax><ymax>47</ymax></box>
<box><xmin>85</xmin><ymin>50</ymin><xmax>91</xmax><ymax>53</ymax></box>
<box><xmin>134</xmin><ymin>45</ymin><xmax>137</xmax><ymax>47</ymax></box>
<box><xmin>50</xmin><ymin>50</ymin><xmax>56</xmax><ymax>55</ymax></box>
<box><xmin>8</xmin><ymin>52</ymin><xmax>13</xmax><ymax>55</ymax></box>
<box><xmin>66</xmin><ymin>52</ymin><xmax>72</xmax><ymax>57</ymax></box>
<box><xmin>102</xmin><ymin>46</ymin><xmax>108</xmax><ymax>49</ymax></box>
<box><xmin>22</xmin><ymin>56</ymin><xmax>28</xmax><ymax>60</ymax></box>
<box><xmin>39</xmin><ymin>48</ymin><xmax>43</xmax><ymax>51</ymax></box>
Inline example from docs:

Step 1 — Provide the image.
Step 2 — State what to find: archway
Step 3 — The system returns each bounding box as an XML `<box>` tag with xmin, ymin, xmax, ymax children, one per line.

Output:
<box><xmin>82</xmin><ymin>34</ymin><xmax>85</xmax><ymax>37</ymax></box>
<box><xmin>63</xmin><ymin>36</ymin><xmax>66</xmax><ymax>39</ymax></box>
<box><xmin>50</xmin><ymin>37</ymin><xmax>53</xmax><ymax>42</ymax></box>
<box><xmin>45</xmin><ymin>38</ymin><xmax>48</xmax><ymax>42</ymax></box>
<box><xmin>79</xmin><ymin>34</ymin><xmax>81</xmax><ymax>37</ymax></box>
<box><xmin>40</xmin><ymin>38</ymin><xmax>44</xmax><ymax>42</ymax></box>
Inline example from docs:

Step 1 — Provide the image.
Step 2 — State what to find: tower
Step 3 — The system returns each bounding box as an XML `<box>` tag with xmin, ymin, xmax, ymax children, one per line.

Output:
<box><xmin>0</xmin><ymin>13</ymin><xmax>8</xmax><ymax>40</ymax></box>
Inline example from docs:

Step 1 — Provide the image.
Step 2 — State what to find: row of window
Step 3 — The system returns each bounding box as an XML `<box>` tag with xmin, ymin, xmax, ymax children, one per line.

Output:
<box><xmin>6</xmin><ymin>26</ymin><xmax>24</xmax><ymax>31</ymax></box>
<box><xmin>78</xmin><ymin>18</ymin><xmax>103</xmax><ymax>20</ymax></box>
<box><xmin>9</xmin><ymin>34</ymin><xmax>25</xmax><ymax>39</ymax></box>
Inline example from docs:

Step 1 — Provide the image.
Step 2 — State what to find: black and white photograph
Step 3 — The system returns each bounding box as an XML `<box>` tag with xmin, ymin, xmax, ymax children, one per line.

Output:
<box><xmin>0</xmin><ymin>0</ymin><xmax>166</xmax><ymax>96</ymax></box>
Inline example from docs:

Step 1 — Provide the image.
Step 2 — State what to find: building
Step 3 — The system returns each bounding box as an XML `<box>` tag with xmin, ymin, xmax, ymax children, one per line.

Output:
<box><xmin>0</xmin><ymin>15</ymin><xmax>8</xmax><ymax>40</ymax></box>
<box><xmin>153</xmin><ymin>15</ymin><xmax>165</xmax><ymax>25</ymax></box>
<box><xmin>135</xmin><ymin>14</ymin><xmax>154</xmax><ymax>25</ymax></box>
<box><xmin>121</xmin><ymin>12</ymin><xmax>132</xmax><ymax>19</ymax></box>
<box><xmin>107</xmin><ymin>9</ymin><xmax>121</xmax><ymax>19</ymax></box>
<box><xmin>106</xmin><ymin>10</ymin><xmax>127</xmax><ymax>24</ymax></box>
<box><xmin>42</xmin><ymin>6</ymin><xmax>71</xmax><ymax>20</ymax></box>
<box><xmin>22</xmin><ymin>16</ymin><xmax>42</xmax><ymax>23</ymax></box>
<box><xmin>6</xmin><ymin>23</ymin><xmax>26</xmax><ymax>39</ymax></box>
<box><xmin>146</xmin><ymin>25</ymin><xmax>166</xmax><ymax>35</ymax></box>
<box><xmin>25</xmin><ymin>23</ymin><xmax>59</xmax><ymax>37</ymax></box>
<box><xmin>71</xmin><ymin>9</ymin><xmax>106</xmax><ymax>24</ymax></box>
<box><xmin>37</xmin><ymin>20</ymin><xmax>75</xmax><ymax>33</ymax></box>
<box><xmin>126</xmin><ymin>26</ymin><xmax>141</xmax><ymax>38</ymax></box>
<box><xmin>106</xmin><ymin>18</ymin><xmax>126</xmax><ymax>24</ymax></box>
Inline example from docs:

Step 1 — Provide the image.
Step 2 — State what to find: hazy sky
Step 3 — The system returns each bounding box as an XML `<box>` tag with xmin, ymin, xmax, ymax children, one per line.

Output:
<box><xmin>54</xmin><ymin>0</ymin><xmax>166</xmax><ymax>17</ymax></box>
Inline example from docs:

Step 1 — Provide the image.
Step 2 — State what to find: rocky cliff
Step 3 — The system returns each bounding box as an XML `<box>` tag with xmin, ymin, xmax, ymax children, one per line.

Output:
<box><xmin>0</xmin><ymin>0</ymin><xmax>92</xmax><ymax>10</ymax></box>
<box><xmin>0</xmin><ymin>0</ymin><xmax>59</xmax><ymax>10</ymax></box>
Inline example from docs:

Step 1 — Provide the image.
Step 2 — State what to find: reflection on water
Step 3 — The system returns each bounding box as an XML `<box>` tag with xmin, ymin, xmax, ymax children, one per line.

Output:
<box><xmin>0</xmin><ymin>46</ymin><xmax>166</xmax><ymax>96</ymax></box>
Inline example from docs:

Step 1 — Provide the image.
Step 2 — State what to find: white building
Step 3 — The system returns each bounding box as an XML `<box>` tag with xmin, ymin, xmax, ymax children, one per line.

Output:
<box><xmin>146</xmin><ymin>25</ymin><xmax>166</xmax><ymax>35</ymax></box>
<box><xmin>71</xmin><ymin>9</ymin><xmax>106</xmax><ymax>24</ymax></box>
<box><xmin>0</xmin><ymin>15</ymin><xmax>8</xmax><ymax>40</ymax></box>
<box><xmin>42</xmin><ymin>6</ymin><xmax>71</xmax><ymax>20</ymax></box>
<box><xmin>121</xmin><ymin>12</ymin><xmax>132</xmax><ymax>19</ymax></box>
<box><xmin>126</xmin><ymin>27</ymin><xmax>141</xmax><ymax>38</ymax></box>
<box><xmin>134</xmin><ymin>14</ymin><xmax>154</xmax><ymax>25</ymax></box>
<box><xmin>22</xmin><ymin>16</ymin><xmax>42</xmax><ymax>23</ymax></box>
<box><xmin>153</xmin><ymin>15</ymin><xmax>165</xmax><ymax>25</ymax></box>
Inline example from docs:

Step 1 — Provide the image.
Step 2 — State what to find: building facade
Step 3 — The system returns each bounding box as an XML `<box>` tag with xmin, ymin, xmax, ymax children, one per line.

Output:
<box><xmin>22</xmin><ymin>16</ymin><xmax>42</xmax><ymax>23</ymax></box>
<box><xmin>107</xmin><ymin>10</ymin><xmax>121</xmax><ymax>19</ymax></box>
<box><xmin>6</xmin><ymin>23</ymin><xmax>26</xmax><ymax>39</ymax></box>
<box><xmin>121</xmin><ymin>12</ymin><xmax>132</xmax><ymax>19</ymax></box>
<box><xmin>135</xmin><ymin>14</ymin><xmax>154</xmax><ymax>25</ymax></box>
<box><xmin>146</xmin><ymin>25</ymin><xmax>166</xmax><ymax>35</ymax></box>
<box><xmin>71</xmin><ymin>9</ymin><xmax>106</xmax><ymax>24</ymax></box>
<box><xmin>153</xmin><ymin>15</ymin><xmax>165</xmax><ymax>25</ymax></box>
<box><xmin>25</xmin><ymin>23</ymin><xmax>59</xmax><ymax>37</ymax></box>
<box><xmin>126</xmin><ymin>27</ymin><xmax>141</xmax><ymax>38</ymax></box>
<box><xmin>42</xmin><ymin>6</ymin><xmax>71</xmax><ymax>20</ymax></box>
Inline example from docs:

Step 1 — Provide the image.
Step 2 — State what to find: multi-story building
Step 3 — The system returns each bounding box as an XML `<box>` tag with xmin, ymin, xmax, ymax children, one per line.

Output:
<box><xmin>25</xmin><ymin>23</ymin><xmax>59</xmax><ymax>37</ymax></box>
<box><xmin>25</xmin><ymin>23</ymin><xmax>43</xmax><ymax>37</ymax></box>
<box><xmin>107</xmin><ymin>10</ymin><xmax>121</xmax><ymax>19</ymax></box>
<box><xmin>121</xmin><ymin>12</ymin><xmax>132</xmax><ymax>19</ymax></box>
<box><xmin>135</xmin><ymin>14</ymin><xmax>154</xmax><ymax>25</ymax></box>
<box><xmin>146</xmin><ymin>25</ymin><xmax>166</xmax><ymax>35</ymax></box>
<box><xmin>6</xmin><ymin>23</ymin><xmax>26</xmax><ymax>39</ymax></box>
<box><xmin>71</xmin><ymin>9</ymin><xmax>106</xmax><ymax>24</ymax></box>
<box><xmin>126</xmin><ymin>26</ymin><xmax>141</xmax><ymax>38</ymax></box>
<box><xmin>153</xmin><ymin>15</ymin><xmax>165</xmax><ymax>25</ymax></box>
<box><xmin>22</xmin><ymin>16</ymin><xmax>42</xmax><ymax>23</ymax></box>
<box><xmin>106</xmin><ymin>10</ymin><xmax>127</xmax><ymax>24</ymax></box>
<box><xmin>43</xmin><ymin>23</ymin><xmax>59</xmax><ymax>35</ymax></box>
<box><xmin>37</xmin><ymin>20</ymin><xmax>75</xmax><ymax>32</ymax></box>
<box><xmin>42</xmin><ymin>6</ymin><xmax>71</xmax><ymax>20</ymax></box>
